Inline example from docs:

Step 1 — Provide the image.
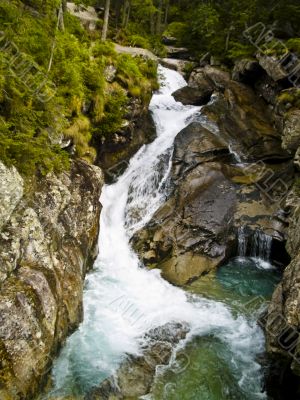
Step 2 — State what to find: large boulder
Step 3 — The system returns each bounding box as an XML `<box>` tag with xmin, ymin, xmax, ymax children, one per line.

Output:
<box><xmin>0</xmin><ymin>160</ymin><xmax>104</xmax><ymax>399</ymax></box>
<box><xmin>131</xmin><ymin>122</ymin><xmax>291</xmax><ymax>285</ymax></box>
<box><xmin>96</xmin><ymin>108</ymin><xmax>156</xmax><ymax>181</ymax></box>
<box><xmin>172</xmin><ymin>85</ymin><xmax>213</xmax><ymax>106</ymax></box>
<box><xmin>201</xmin><ymin>80</ymin><xmax>291</xmax><ymax>162</ymax></box>
<box><xmin>232</xmin><ymin>59</ymin><xmax>264</xmax><ymax>84</ymax></box>
<box><xmin>189</xmin><ymin>66</ymin><xmax>230</xmax><ymax>90</ymax></box>
<box><xmin>256</xmin><ymin>54</ymin><xmax>289</xmax><ymax>82</ymax></box>
<box><xmin>165</xmin><ymin>46</ymin><xmax>191</xmax><ymax>60</ymax></box>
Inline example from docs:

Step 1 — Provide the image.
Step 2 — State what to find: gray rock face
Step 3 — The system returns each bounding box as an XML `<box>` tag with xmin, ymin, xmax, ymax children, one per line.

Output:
<box><xmin>0</xmin><ymin>162</ymin><xmax>23</xmax><ymax>232</ymax></box>
<box><xmin>264</xmin><ymin>184</ymin><xmax>300</xmax><ymax>389</ymax></box>
<box><xmin>202</xmin><ymin>80</ymin><xmax>290</xmax><ymax>162</ymax></box>
<box><xmin>86</xmin><ymin>322</ymin><xmax>189</xmax><ymax>400</ymax></box>
<box><xmin>257</xmin><ymin>54</ymin><xmax>288</xmax><ymax>82</ymax></box>
<box><xmin>0</xmin><ymin>160</ymin><xmax>104</xmax><ymax>399</ymax></box>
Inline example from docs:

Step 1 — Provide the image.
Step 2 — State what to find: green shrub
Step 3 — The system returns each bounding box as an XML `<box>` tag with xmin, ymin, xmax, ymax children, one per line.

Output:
<box><xmin>163</xmin><ymin>22</ymin><xmax>188</xmax><ymax>43</ymax></box>
<box><xmin>286</xmin><ymin>38</ymin><xmax>300</xmax><ymax>55</ymax></box>
<box><xmin>0</xmin><ymin>0</ymin><xmax>159</xmax><ymax>178</ymax></box>
<box><xmin>128</xmin><ymin>35</ymin><xmax>151</xmax><ymax>49</ymax></box>
<box><xmin>0</xmin><ymin>124</ymin><xmax>69</xmax><ymax>176</ymax></box>
<box><xmin>93</xmin><ymin>86</ymin><xmax>128</xmax><ymax>138</ymax></box>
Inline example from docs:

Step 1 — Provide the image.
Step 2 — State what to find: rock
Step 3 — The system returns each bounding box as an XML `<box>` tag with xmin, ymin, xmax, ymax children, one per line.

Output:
<box><xmin>114</xmin><ymin>44</ymin><xmax>157</xmax><ymax>61</ymax></box>
<box><xmin>172</xmin><ymin>85</ymin><xmax>213</xmax><ymax>106</ymax></box>
<box><xmin>86</xmin><ymin>322</ymin><xmax>189</xmax><ymax>400</ymax></box>
<box><xmin>67</xmin><ymin>2</ymin><xmax>99</xmax><ymax>30</ymax></box>
<box><xmin>282</xmin><ymin>110</ymin><xmax>300</xmax><ymax>154</ymax></box>
<box><xmin>103</xmin><ymin>65</ymin><xmax>116</xmax><ymax>83</ymax></box>
<box><xmin>0</xmin><ymin>160</ymin><xmax>104</xmax><ymax>399</ymax></box>
<box><xmin>189</xmin><ymin>66</ymin><xmax>230</xmax><ymax>91</ymax></box>
<box><xmin>203</xmin><ymin>65</ymin><xmax>231</xmax><ymax>88</ymax></box>
<box><xmin>232</xmin><ymin>59</ymin><xmax>264</xmax><ymax>84</ymax></box>
<box><xmin>202</xmin><ymin>81</ymin><xmax>291</xmax><ymax>162</ymax></box>
<box><xmin>264</xmin><ymin>183</ymin><xmax>300</xmax><ymax>394</ymax></box>
<box><xmin>0</xmin><ymin>162</ymin><xmax>23</xmax><ymax>232</ymax></box>
<box><xmin>96</xmin><ymin>109</ymin><xmax>156</xmax><ymax>182</ymax></box>
<box><xmin>159</xmin><ymin>58</ymin><xmax>197</xmax><ymax>78</ymax></box>
<box><xmin>162</xmin><ymin>36</ymin><xmax>177</xmax><ymax>46</ymax></box>
<box><xmin>257</xmin><ymin>54</ymin><xmax>288</xmax><ymax>82</ymax></box>
<box><xmin>165</xmin><ymin>46</ymin><xmax>190</xmax><ymax>60</ymax></box>
<box><xmin>129</xmin><ymin>67</ymin><xmax>292</xmax><ymax>286</ymax></box>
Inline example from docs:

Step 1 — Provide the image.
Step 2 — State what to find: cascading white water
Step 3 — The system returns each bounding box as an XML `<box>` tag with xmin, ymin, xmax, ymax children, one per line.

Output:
<box><xmin>46</xmin><ymin>66</ymin><xmax>267</xmax><ymax>399</ymax></box>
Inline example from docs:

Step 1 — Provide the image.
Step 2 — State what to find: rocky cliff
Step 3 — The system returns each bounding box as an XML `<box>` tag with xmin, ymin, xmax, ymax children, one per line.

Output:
<box><xmin>229</xmin><ymin>55</ymin><xmax>300</xmax><ymax>398</ymax></box>
<box><xmin>0</xmin><ymin>160</ymin><xmax>103</xmax><ymax>399</ymax></box>
<box><xmin>131</xmin><ymin>64</ymin><xmax>293</xmax><ymax>286</ymax></box>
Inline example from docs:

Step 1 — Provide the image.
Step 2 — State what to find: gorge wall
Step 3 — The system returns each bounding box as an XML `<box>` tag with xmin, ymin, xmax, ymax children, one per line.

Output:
<box><xmin>0</xmin><ymin>160</ymin><xmax>104</xmax><ymax>399</ymax></box>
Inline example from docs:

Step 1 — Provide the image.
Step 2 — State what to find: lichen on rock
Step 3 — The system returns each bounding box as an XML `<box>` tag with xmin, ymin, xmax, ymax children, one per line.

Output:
<box><xmin>0</xmin><ymin>160</ymin><xmax>104</xmax><ymax>399</ymax></box>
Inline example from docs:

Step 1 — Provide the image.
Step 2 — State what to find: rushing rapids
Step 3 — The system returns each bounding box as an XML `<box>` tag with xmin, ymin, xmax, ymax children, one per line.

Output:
<box><xmin>44</xmin><ymin>67</ymin><xmax>273</xmax><ymax>399</ymax></box>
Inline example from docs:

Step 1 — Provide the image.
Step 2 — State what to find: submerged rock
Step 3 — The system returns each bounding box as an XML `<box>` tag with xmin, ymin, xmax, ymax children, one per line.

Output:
<box><xmin>86</xmin><ymin>322</ymin><xmax>189</xmax><ymax>400</ymax></box>
<box><xmin>0</xmin><ymin>160</ymin><xmax>104</xmax><ymax>399</ymax></box>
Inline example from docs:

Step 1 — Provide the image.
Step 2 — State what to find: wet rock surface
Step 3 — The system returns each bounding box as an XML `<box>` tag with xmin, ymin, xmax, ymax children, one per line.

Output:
<box><xmin>86</xmin><ymin>322</ymin><xmax>189</xmax><ymax>400</ymax></box>
<box><xmin>0</xmin><ymin>160</ymin><xmax>104</xmax><ymax>399</ymax></box>
<box><xmin>131</xmin><ymin>115</ymin><xmax>292</xmax><ymax>284</ymax></box>
<box><xmin>172</xmin><ymin>85</ymin><xmax>213</xmax><ymax>106</ymax></box>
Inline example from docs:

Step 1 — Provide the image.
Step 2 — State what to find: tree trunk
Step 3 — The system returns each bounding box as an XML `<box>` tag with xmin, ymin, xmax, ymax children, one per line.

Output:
<box><xmin>62</xmin><ymin>0</ymin><xmax>67</xmax><ymax>12</ymax></box>
<box><xmin>156</xmin><ymin>0</ymin><xmax>163</xmax><ymax>34</ymax></box>
<box><xmin>115</xmin><ymin>0</ymin><xmax>122</xmax><ymax>28</ymax></box>
<box><xmin>102</xmin><ymin>0</ymin><xmax>111</xmax><ymax>41</ymax></box>
<box><xmin>58</xmin><ymin>1</ymin><xmax>64</xmax><ymax>32</ymax></box>
<box><xmin>122</xmin><ymin>0</ymin><xmax>131</xmax><ymax>29</ymax></box>
<box><xmin>150</xmin><ymin>12</ymin><xmax>155</xmax><ymax>35</ymax></box>
<box><xmin>164</xmin><ymin>0</ymin><xmax>169</xmax><ymax>26</ymax></box>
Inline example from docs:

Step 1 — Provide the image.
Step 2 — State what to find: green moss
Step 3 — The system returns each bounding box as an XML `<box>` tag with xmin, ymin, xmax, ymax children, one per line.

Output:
<box><xmin>286</xmin><ymin>38</ymin><xmax>300</xmax><ymax>55</ymax></box>
<box><xmin>0</xmin><ymin>340</ymin><xmax>15</xmax><ymax>391</ymax></box>
<box><xmin>277</xmin><ymin>89</ymin><xmax>300</xmax><ymax>109</ymax></box>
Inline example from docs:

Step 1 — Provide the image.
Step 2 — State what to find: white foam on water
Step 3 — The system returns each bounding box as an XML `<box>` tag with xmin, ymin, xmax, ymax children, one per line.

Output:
<box><xmin>46</xmin><ymin>66</ymin><xmax>266</xmax><ymax>399</ymax></box>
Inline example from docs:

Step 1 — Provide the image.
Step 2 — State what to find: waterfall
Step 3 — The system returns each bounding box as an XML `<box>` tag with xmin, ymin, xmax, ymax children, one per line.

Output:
<box><xmin>237</xmin><ymin>226</ymin><xmax>248</xmax><ymax>257</ymax></box>
<box><xmin>45</xmin><ymin>66</ymin><xmax>267</xmax><ymax>399</ymax></box>
<box><xmin>251</xmin><ymin>230</ymin><xmax>272</xmax><ymax>261</ymax></box>
<box><xmin>238</xmin><ymin>227</ymin><xmax>273</xmax><ymax>262</ymax></box>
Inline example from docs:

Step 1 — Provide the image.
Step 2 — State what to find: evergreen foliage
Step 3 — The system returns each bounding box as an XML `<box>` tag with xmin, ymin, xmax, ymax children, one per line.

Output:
<box><xmin>0</xmin><ymin>0</ymin><xmax>158</xmax><ymax>176</ymax></box>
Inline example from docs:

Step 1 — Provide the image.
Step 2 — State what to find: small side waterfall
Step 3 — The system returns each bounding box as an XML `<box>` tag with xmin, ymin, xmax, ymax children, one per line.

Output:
<box><xmin>237</xmin><ymin>226</ymin><xmax>247</xmax><ymax>257</ymax></box>
<box><xmin>251</xmin><ymin>230</ymin><xmax>272</xmax><ymax>261</ymax></box>
<box><xmin>237</xmin><ymin>227</ymin><xmax>273</xmax><ymax>262</ymax></box>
